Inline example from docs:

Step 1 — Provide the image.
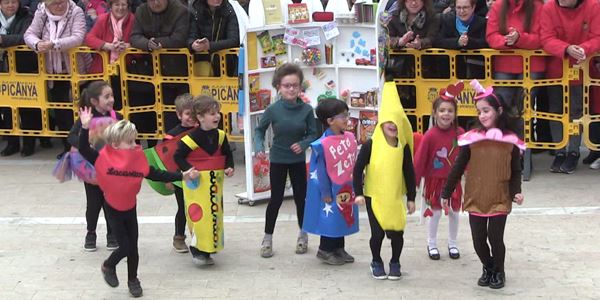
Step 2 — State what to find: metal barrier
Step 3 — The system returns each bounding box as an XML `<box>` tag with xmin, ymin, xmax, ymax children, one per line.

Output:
<box><xmin>388</xmin><ymin>48</ymin><xmax>599</xmax><ymax>152</ymax></box>
<box><xmin>0</xmin><ymin>46</ymin><xmax>241</xmax><ymax>142</ymax></box>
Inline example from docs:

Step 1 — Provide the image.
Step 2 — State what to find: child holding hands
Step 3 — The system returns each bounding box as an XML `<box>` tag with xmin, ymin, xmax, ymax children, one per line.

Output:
<box><xmin>442</xmin><ymin>80</ymin><xmax>525</xmax><ymax>289</ymax></box>
<box><xmin>303</xmin><ymin>99</ymin><xmax>359</xmax><ymax>265</ymax></box>
<box><xmin>78</xmin><ymin>107</ymin><xmax>198</xmax><ymax>297</ymax></box>
<box><xmin>174</xmin><ymin>95</ymin><xmax>234</xmax><ymax>266</ymax></box>
<box><xmin>353</xmin><ymin>82</ymin><xmax>416</xmax><ymax>280</ymax></box>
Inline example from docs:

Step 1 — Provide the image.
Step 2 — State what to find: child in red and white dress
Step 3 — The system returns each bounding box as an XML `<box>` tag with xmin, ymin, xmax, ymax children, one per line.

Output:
<box><xmin>414</xmin><ymin>82</ymin><xmax>465</xmax><ymax>261</ymax></box>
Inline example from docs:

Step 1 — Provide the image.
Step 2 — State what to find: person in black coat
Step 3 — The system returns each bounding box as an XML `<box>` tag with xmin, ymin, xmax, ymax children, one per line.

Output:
<box><xmin>0</xmin><ymin>0</ymin><xmax>45</xmax><ymax>157</ymax></box>
<box><xmin>433</xmin><ymin>0</ymin><xmax>488</xmax><ymax>79</ymax></box>
<box><xmin>188</xmin><ymin>0</ymin><xmax>239</xmax><ymax>77</ymax></box>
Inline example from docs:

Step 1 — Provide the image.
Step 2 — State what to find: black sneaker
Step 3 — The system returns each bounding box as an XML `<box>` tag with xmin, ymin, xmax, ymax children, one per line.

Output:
<box><xmin>550</xmin><ymin>152</ymin><xmax>566</xmax><ymax>173</ymax></box>
<box><xmin>128</xmin><ymin>278</ymin><xmax>143</xmax><ymax>297</ymax></box>
<box><xmin>477</xmin><ymin>266</ymin><xmax>493</xmax><ymax>286</ymax></box>
<box><xmin>370</xmin><ymin>261</ymin><xmax>387</xmax><ymax>280</ymax></box>
<box><xmin>489</xmin><ymin>271</ymin><xmax>505</xmax><ymax>289</ymax></box>
<box><xmin>583</xmin><ymin>150</ymin><xmax>600</xmax><ymax>165</ymax></box>
<box><xmin>560</xmin><ymin>151</ymin><xmax>580</xmax><ymax>174</ymax></box>
<box><xmin>106</xmin><ymin>235</ymin><xmax>118</xmax><ymax>251</ymax></box>
<box><xmin>334</xmin><ymin>248</ymin><xmax>355</xmax><ymax>263</ymax></box>
<box><xmin>84</xmin><ymin>232</ymin><xmax>97</xmax><ymax>252</ymax></box>
<box><xmin>388</xmin><ymin>262</ymin><xmax>401</xmax><ymax>280</ymax></box>
<box><xmin>101</xmin><ymin>262</ymin><xmax>119</xmax><ymax>287</ymax></box>
<box><xmin>316</xmin><ymin>249</ymin><xmax>345</xmax><ymax>265</ymax></box>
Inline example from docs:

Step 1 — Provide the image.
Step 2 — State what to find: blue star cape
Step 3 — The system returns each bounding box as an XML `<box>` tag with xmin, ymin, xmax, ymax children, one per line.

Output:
<box><xmin>302</xmin><ymin>129</ymin><xmax>359</xmax><ymax>237</ymax></box>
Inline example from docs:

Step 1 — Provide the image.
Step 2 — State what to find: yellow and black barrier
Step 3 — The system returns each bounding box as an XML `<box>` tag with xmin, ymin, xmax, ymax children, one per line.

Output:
<box><xmin>0</xmin><ymin>46</ymin><xmax>241</xmax><ymax>142</ymax></box>
<box><xmin>388</xmin><ymin>48</ymin><xmax>599</xmax><ymax>152</ymax></box>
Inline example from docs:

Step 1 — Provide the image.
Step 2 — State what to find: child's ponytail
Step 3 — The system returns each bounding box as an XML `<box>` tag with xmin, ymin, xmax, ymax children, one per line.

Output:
<box><xmin>78</xmin><ymin>80</ymin><xmax>111</xmax><ymax>109</ymax></box>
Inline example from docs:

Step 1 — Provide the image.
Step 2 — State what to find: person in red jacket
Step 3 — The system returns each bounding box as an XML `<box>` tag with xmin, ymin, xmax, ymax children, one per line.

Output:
<box><xmin>486</xmin><ymin>0</ymin><xmax>545</xmax><ymax>120</ymax></box>
<box><xmin>84</xmin><ymin>0</ymin><xmax>134</xmax><ymax>74</ymax></box>
<box><xmin>540</xmin><ymin>0</ymin><xmax>600</xmax><ymax>174</ymax></box>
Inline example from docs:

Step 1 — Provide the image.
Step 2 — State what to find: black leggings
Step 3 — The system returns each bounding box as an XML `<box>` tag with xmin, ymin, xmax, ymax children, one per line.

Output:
<box><xmin>84</xmin><ymin>182</ymin><xmax>111</xmax><ymax>236</ymax></box>
<box><xmin>319</xmin><ymin>236</ymin><xmax>344</xmax><ymax>252</ymax></box>
<box><xmin>104</xmin><ymin>205</ymin><xmax>139</xmax><ymax>281</ymax></box>
<box><xmin>366</xmin><ymin>198</ymin><xmax>404</xmax><ymax>264</ymax></box>
<box><xmin>174</xmin><ymin>186</ymin><xmax>186</xmax><ymax>236</ymax></box>
<box><xmin>264</xmin><ymin>162</ymin><xmax>306</xmax><ymax>234</ymax></box>
<box><xmin>469</xmin><ymin>214</ymin><xmax>507</xmax><ymax>273</ymax></box>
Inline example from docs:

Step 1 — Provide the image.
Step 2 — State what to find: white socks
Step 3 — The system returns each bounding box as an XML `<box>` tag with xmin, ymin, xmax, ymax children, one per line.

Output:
<box><xmin>427</xmin><ymin>209</ymin><xmax>442</xmax><ymax>248</ymax></box>
<box><xmin>428</xmin><ymin>209</ymin><xmax>460</xmax><ymax>248</ymax></box>
<box><xmin>448</xmin><ymin>209</ymin><xmax>459</xmax><ymax>248</ymax></box>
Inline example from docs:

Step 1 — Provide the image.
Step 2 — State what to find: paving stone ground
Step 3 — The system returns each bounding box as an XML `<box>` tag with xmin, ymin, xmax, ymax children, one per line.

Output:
<box><xmin>1</xmin><ymin>141</ymin><xmax>599</xmax><ymax>299</ymax></box>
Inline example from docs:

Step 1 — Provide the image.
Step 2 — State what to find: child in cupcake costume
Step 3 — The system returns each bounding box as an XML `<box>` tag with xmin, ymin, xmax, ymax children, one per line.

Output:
<box><xmin>414</xmin><ymin>82</ymin><xmax>465</xmax><ymax>260</ymax></box>
<box><xmin>353</xmin><ymin>82</ymin><xmax>416</xmax><ymax>280</ymax></box>
<box><xmin>442</xmin><ymin>80</ymin><xmax>525</xmax><ymax>289</ymax></box>
<box><xmin>302</xmin><ymin>99</ymin><xmax>359</xmax><ymax>265</ymax></box>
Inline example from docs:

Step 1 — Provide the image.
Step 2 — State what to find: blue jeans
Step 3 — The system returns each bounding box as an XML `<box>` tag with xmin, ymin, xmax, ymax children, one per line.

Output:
<box><xmin>547</xmin><ymin>85</ymin><xmax>583</xmax><ymax>154</ymax></box>
<box><xmin>493</xmin><ymin>72</ymin><xmax>545</xmax><ymax>114</ymax></box>
<box><xmin>493</xmin><ymin>72</ymin><xmax>545</xmax><ymax>138</ymax></box>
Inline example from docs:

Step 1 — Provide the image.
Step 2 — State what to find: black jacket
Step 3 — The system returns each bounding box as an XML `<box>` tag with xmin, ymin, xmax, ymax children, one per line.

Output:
<box><xmin>433</xmin><ymin>12</ymin><xmax>488</xmax><ymax>49</ymax></box>
<box><xmin>130</xmin><ymin>0</ymin><xmax>189</xmax><ymax>50</ymax></box>
<box><xmin>387</xmin><ymin>10</ymin><xmax>440</xmax><ymax>49</ymax></box>
<box><xmin>187</xmin><ymin>0</ymin><xmax>239</xmax><ymax>52</ymax></box>
<box><xmin>0</xmin><ymin>6</ymin><xmax>35</xmax><ymax>73</ymax></box>
<box><xmin>0</xmin><ymin>6</ymin><xmax>33</xmax><ymax>47</ymax></box>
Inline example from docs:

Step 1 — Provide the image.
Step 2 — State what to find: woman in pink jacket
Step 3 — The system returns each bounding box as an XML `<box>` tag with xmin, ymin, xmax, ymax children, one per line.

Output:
<box><xmin>486</xmin><ymin>0</ymin><xmax>545</xmax><ymax>119</ymax></box>
<box><xmin>540</xmin><ymin>0</ymin><xmax>600</xmax><ymax>174</ymax></box>
<box><xmin>24</xmin><ymin>0</ymin><xmax>86</xmax><ymax>157</ymax></box>
<box><xmin>84</xmin><ymin>0</ymin><xmax>134</xmax><ymax>74</ymax></box>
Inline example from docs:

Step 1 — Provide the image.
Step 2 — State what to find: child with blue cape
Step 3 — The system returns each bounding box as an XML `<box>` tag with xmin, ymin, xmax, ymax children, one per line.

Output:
<box><xmin>303</xmin><ymin>98</ymin><xmax>359</xmax><ymax>265</ymax></box>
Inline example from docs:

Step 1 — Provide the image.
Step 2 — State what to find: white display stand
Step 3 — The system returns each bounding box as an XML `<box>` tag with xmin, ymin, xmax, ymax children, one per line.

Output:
<box><xmin>237</xmin><ymin>0</ymin><xmax>381</xmax><ymax>205</ymax></box>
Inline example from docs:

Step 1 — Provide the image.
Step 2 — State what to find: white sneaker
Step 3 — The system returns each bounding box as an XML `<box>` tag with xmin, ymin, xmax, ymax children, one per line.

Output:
<box><xmin>590</xmin><ymin>157</ymin><xmax>600</xmax><ymax>170</ymax></box>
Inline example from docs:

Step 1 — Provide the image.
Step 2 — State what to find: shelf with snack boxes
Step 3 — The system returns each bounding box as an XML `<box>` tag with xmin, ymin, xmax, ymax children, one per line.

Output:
<box><xmin>241</xmin><ymin>0</ymin><xmax>381</xmax><ymax>203</ymax></box>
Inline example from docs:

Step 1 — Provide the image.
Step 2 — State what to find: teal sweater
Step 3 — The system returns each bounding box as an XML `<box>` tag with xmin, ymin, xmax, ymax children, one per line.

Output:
<box><xmin>254</xmin><ymin>97</ymin><xmax>318</xmax><ymax>164</ymax></box>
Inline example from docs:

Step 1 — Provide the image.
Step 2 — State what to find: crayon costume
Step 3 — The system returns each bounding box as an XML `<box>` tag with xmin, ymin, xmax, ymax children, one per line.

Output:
<box><xmin>303</xmin><ymin>129</ymin><xmax>359</xmax><ymax>237</ymax></box>
<box><xmin>174</xmin><ymin>128</ymin><xmax>234</xmax><ymax>254</ymax></box>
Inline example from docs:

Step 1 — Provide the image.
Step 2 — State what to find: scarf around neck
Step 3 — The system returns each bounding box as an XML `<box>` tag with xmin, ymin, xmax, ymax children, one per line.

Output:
<box><xmin>400</xmin><ymin>9</ymin><xmax>426</xmax><ymax>31</ymax></box>
<box><xmin>44</xmin><ymin>3</ymin><xmax>70</xmax><ymax>73</ymax></box>
<box><xmin>109</xmin><ymin>13</ymin><xmax>125</xmax><ymax>63</ymax></box>
<box><xmin>455</xmin><ymin>14</ymin><xmax>474</xmax><ymax>35</ymax></box>
<box><xmin>0</xmin><ymin>12</ymin><xmax>16</xmax><ymax>35</ymax></box>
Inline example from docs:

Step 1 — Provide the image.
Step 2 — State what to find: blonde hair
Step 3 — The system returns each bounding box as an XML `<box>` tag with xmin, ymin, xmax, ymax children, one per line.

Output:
<box><xmin>174</xmin><ymin>93</ymin><xmax>195</xmax><ymax>114</ymax></box>
<box><xmin>193</xmin><ymin>95</ymin><xmax>221</xmax><ymax>116</ymax></box>
<box><xmin>103</xmin><ymin>120</ymin><xmax>137</xmax><ymax>146</ymax></box>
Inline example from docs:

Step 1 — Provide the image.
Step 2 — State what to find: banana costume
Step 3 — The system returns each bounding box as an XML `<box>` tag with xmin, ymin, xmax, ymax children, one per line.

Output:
<box><xmin>363</xmin><ymin>82</ymin><xmax>414</xmax><ymax>231</ymax></box>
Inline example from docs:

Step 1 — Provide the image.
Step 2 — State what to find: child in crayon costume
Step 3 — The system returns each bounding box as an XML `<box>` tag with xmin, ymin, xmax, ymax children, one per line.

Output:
<box><xmin>143</xmin><ymin>93</ymin><xmax>197</xmax><ymax>253</ymax></box>
<box><xmin>354</xmin><ymin>82</ymin><xmax>416</xmax><ymax>280</ymax></box>
<box><xmin>174</xmin><ymin>95</ymin><xmax>234</xmax><ymax>266</ymax></box>
<box><xmin>77</xmin><ymin>108</ymin><xmax>198</xmax><ymax>298</ymax></box>
<box><xmin>414</xmin><ymin>82</ymin><xmax>465</xmax><ymax>261</ymax></box>
<box><xmin>442</xmin><ymin>80</ymin><xmax>525</xmax><ymax>289</ymax></box>
<box><xmin>303</xmin><ymin>99</ymin><xmax>359</xmax><ymax>265</ymax></box>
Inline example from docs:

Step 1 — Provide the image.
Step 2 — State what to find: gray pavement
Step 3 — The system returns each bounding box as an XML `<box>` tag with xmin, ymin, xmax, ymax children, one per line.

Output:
<box><xmin>1</xmin><ymin>140</ymin><xmax>599</xmax><ymax>299</ymax></box>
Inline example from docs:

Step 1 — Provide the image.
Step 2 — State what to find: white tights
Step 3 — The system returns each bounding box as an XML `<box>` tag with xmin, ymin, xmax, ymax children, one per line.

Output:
<box><xmin>427</xmin><ymin>208</ymin><xmax>459</xmax><ymax>249</ymax></box>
